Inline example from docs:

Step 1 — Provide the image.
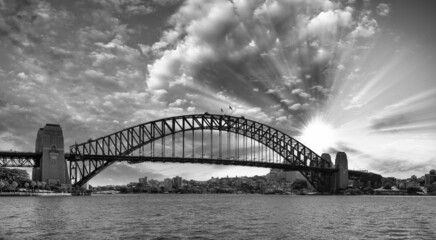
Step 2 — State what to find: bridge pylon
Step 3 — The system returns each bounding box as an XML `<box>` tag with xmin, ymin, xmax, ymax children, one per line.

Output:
<box><xmin>321</xmin><ymin>153</ymin><xmax>334</xmax><ymax>192</ymax></box>
<box><xmin>33</xmin><ymin>124</ymin><xmax>70</xmax><ymax>186</ymax></box>
<box><xmin>333</xmin><ymin>152</ymin><xmax>349</xmax><ymax>192</ymax></box>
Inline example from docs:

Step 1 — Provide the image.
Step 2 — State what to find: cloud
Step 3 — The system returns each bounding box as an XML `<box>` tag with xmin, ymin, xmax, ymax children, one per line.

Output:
<box><xmin>291</xmin><ymin>88</ymin><xmax>311</xmax><ymax>99</ymax></box>
<box><xmin>326</xmin><ymin>142</ymin><xmax>361</xmax><ymax>155</ymax></box>
<box><xmin>92</xmin><ymin>38</ymin><xmax>142</xmax><ymax>66</ymax></box>
<box><xmin>369</xmin><ymin>115</ymin><xmax>409</xmax><ymax>132</ymax></box>
<box><xmin>143</xmin><ymin>0</ymin><xmax>383</xmax><ymax>127</ymax></box>
<box><xmin>0</xmin><ymin>1</ymin><xmax>73</xmax><ymax>47</ymax></box>
<box><xmin>307</xmin><ymin>8</ymin><xmax>353</xmax><ymax>37</ymax></box>
<box><xmin>368</xmin><ymin>89</ymin><xmax>436</xmax><ymax>134</ymax></box>
<box><xmin>168</xmin><ymin>99</ymin><xmax>187</xmax><ymax>107</ymax></box>
<box><xmin>349</xmin><ymin>15</ymin><xmax>378</xmax><ymax>38</ymax></box>
<box><xmin>280</xmin><ymin>99</ymin><xmax>293</xmax><ymax>104</ymax></box>
<box><xmin>289</xmin><ymin>103</ymin><xmax>301</xmax><ymax>111</ymax></box>
<box><xmin>93</xmin><ymin>0</ymin><xmax>183</xmax><ymax>16</ymax></box>
<box><xmin>92</xmin><ymin>0</ymin><xmax>172</xmax><ymax>16</ymax></box>
<box><xmin>368</xmin><ymin>158</ymin><xmax>436</xmax><ymax>176</ymax></box>
<box><xmin>376</xmin><ymin>3</ymin><xmax>390</xmax><ymax>17</ymax></box>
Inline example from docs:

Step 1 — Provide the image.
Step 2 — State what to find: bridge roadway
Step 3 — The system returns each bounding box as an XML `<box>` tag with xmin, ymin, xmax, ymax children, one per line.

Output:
<box><xmin>0</xmin><ymin>151</ymin><xmax>369</xmax><ymax>177</ymax></box>
<box><xmin>64</xmin><ymin>154</ymin><xmax>338</xmax><ymax>173</ymax></box>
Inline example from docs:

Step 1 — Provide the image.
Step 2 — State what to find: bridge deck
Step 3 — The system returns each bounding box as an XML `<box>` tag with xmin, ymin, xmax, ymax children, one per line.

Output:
<box><xmin>65</xmin><ymin>154</ymin><xmax>338</xmax><ymax>173</ymax></box>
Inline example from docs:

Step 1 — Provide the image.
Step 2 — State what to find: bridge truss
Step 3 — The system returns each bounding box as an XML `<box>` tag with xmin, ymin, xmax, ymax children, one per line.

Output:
<box><xmin>0</xmin><ymin>152</ymin><xmax>41</xmax><ymax>167</ymax></box>
<box><xmin>67</xmin><ymin>114</ymin><xmax>335</xmax><ymax>192</ymax></box>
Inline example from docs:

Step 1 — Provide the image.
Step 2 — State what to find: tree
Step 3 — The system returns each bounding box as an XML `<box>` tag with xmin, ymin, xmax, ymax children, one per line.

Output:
<box><xmin>291</xmin><ymin>179</ymin><xmax>308</xmax><ymax>190</ymax></box>
<box><xmin>383</xmin><ymin>181</ymin><xmax>393</xmax><ymax>190</ymax></box>
<box><xmin>41</xmin><ymin>182</ymin><xmax>46</xmax><ymax>190</ymax></box>
<box><xmin>31</xmin><ymin>181</ymin><xmax>36</xmax><ymax>192</ymax></box>
<box><xmin>411</xmin><ymin>175</ymin><xmax>418</xmax><ymax>182</ymax></box>
<box><xmin>11</xmin><ymin>181</ymin><xmax>18</xmax><ymax>193</ymax></box>
<box><xmin>0</xmin><ymin>181</ymin><xmax>5</xmax><ymax>193</ymax></box>
<box><xmin>0</xmin><ymin>168</ymin><xmax>30</xmax><ymax>183</ymax></box>
<box><xmin>24</xmin><ymin>182</ymin><xmax>30</xmax><ymax>191</ymax></box>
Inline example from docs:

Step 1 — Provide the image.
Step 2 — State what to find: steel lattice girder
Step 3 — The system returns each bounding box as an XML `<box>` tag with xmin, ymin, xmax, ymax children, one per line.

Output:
<box><xmin>67</xmin><ymin>114</ymin><xmax>333</xmax><ymax>191</ymax></box>
<box><xmin>0</xmin><ymin>152</ymin><xmax>41</xmax><ymax>167</ymax></box>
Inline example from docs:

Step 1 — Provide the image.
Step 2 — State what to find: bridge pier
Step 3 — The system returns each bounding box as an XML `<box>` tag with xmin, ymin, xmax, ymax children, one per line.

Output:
<box><xmin>320</xmin><ymin>153</ymin><xmax>333</xmax><ymax>193</ymax></box>
<box><xmin>332</xmin><ymin>152</ymin><xmax>349</xmax><ymax>192</ymax></box>
<box><xmin>33</xmin><ymin>124</ymin><xmax>70</xmax><ymax>187</ymax></box>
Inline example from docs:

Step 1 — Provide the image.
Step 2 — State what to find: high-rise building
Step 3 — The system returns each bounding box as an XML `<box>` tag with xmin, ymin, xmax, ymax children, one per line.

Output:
<box><xmin>425</xmin><ymin>169</ymin><xmax>436</xmax><ymax>186</ymax></box>
<box><xmin>173</xmin><ymin>176</ymin><xmax>182</xmax><ymax>189</ymax></box>
<box><xmin>164</xmin><ymin>178</ymin><xmax>173</xmax><ymax>191</ymax></box>
<box><xmin>139</xmin><ymin>177</ymin><xmax>148</xmax><ymax>185</ymax></box>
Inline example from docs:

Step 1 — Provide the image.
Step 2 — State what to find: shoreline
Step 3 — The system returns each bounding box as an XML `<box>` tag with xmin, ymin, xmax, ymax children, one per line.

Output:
<box><xmin>0</xmin><ymin>192</ymin><xmax>71</xmax><ymax>197</ymax></box>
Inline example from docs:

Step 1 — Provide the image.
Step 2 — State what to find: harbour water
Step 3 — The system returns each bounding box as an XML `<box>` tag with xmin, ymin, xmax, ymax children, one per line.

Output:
<box><xmin>1</xmin><ymin>194</ymin><xmax>435</xmax><ymax>239</ymax></box>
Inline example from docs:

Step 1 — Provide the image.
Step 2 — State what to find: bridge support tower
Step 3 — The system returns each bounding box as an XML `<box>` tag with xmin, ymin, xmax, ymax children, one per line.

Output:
<box><xmin>32</xmin><ymin>124</ymin><xmax>70</xmax><ymax>186</ymax></box>
<box><xmin>321</xmin><ymin>153</ymin><xmax>333</xmax><ymax>193</ymax></box>
<box><xmin>332</xmin><ymin>152</ymin><xmax>348</xmax><ymax>192</ymax></box>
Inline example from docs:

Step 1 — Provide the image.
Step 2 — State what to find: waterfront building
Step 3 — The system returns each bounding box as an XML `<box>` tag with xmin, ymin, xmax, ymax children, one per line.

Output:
<box><xmin>139</xmin><ymin>177</ymin><xmax>148</xmax><ymax>185</ymax></box>
<box><xmin>425</xmin><ymin>170</ymin><xmax>436</xmax><ymax>186</ymax></box>
<box><xmin>164</xmin><ymin>178</ymin><xmax>173</xmax><ymax>191</ymax></box>
<box><xmin>173</xmin><ymin>176</ymin><xmax>182</xmax><ymax>189</ymax></box>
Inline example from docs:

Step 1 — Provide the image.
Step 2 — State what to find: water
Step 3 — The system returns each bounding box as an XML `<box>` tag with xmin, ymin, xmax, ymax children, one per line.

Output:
<box><xmin>1</xmin><ymin>194</ymin><xmax>435</xmax><ymax>239</ymax></box>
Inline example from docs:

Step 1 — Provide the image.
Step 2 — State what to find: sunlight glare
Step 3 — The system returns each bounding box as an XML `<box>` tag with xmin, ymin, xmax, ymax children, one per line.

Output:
<box><xmin>300</xmin><ymin>116</ymin><xmax>338</xmax><ymax>154</ymax></box>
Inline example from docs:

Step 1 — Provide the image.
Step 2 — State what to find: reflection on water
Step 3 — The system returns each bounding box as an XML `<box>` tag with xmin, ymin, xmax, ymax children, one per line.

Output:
<box><xmin>1</xmin><ymin>195</ymin><xmax>436</xmax><ymax>239</ymax></box>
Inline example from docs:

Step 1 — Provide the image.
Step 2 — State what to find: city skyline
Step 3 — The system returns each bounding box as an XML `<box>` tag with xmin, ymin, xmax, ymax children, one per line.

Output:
<box><xmin>1</xmin><ymin>0</ymin><xmax>436</xmax><ymax>186</ymax></box>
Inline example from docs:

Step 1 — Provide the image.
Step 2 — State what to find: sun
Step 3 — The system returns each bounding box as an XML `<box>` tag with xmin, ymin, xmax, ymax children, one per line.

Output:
<box><xmin>299</xmin><ymin>116</ymin><xmax>338</xmax><ymax>154</ymax></box>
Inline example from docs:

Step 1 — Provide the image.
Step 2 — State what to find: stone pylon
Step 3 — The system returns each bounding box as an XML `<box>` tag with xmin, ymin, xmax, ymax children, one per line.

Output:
<box><xmin>321</xmin><ymin>153</ymin><xmax>333</xmax><ymax>168</ymax></box>
<box><xmin>321</xmin><ymin>153</ymin><xmax>333</xmax><ymax>193</ymax></box>
<box><xmin>33</xmin><ymin>124</ymin><xmax>70</xmax><ymax>185</ymax></box>
<box><xmin>334</xmin><ymin>152</ymin><xmax>349</xmax><ymax>191</ymax></box>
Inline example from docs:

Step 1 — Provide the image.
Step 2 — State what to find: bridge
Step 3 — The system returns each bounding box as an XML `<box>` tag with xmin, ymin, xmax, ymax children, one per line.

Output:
<box><xmin>0</xmin><ymin>113</ymin><xmax>381</xmax><ymax>193</ymax></box>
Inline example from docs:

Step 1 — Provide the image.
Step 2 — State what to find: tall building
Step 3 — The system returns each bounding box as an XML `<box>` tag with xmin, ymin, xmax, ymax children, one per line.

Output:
<box><xmin>139</xmin><ymin>177</ymin><xmax>148</xmax><ymax>185</ymax></box>
<box><xmin>425</xmin><ymin>169</ymin><xmax>436</xmax><ymax>186</ymax></box>
<box><xmin>173</xmin><ymin>176</ymin><xmax>182</xmax><ymax>189</ymax></box>
<box><xmin>164</xmin><ymin>178</ymin><xmax>173</xmax><ymax>191</ymax></box>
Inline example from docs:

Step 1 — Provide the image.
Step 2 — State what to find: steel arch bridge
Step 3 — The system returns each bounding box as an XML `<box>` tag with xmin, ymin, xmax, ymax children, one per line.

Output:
<box><xmin>66</xmin><ymin>113</ymin><xmax>336</xmax><ymax>192</ymax></box>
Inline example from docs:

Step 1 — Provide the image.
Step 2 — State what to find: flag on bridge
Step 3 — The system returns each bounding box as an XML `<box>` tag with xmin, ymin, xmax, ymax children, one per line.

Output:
<box><xmin>221</xmin><ymin>108</ymin><xmax>223</xmax><ymax>113</ymax></box>
<box><xmin>229</xmin><ymin>105</ymin><xmax>233</xmax><ymax>110</ymax></box>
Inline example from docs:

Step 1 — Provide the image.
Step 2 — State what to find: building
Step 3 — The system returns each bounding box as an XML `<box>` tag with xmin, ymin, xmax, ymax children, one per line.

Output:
<box><xmin>164</xmin><ymin>178</ymin><xmax>173</xmax><ymax>191</ymax></box>
<box><xmin>284</xmin><ymin>171</ymin><xmax>305</xmax><ymax>183</ymax></box>
<box><xmin>139</xmin><ymin>177</ymin><xmax>148</xmax><ymax>185</ymax></box>
<box><xmin>425</xmin><ymin>169</ymin><xmax>436</xmax><ymax>186</ymax></box>
<box><xmin>267</xmin><ymin>169</ymin><xmax>285</xmax><ymax>182</ymax></box>
<box><xmin>173</xmin><ymin>176</ymin><xmax>182</xmax><ymax>189</ymax></box>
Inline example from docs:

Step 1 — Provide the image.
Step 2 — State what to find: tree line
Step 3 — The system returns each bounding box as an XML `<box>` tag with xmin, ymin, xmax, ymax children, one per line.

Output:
<box><xmin>0</xmin><ymin>168</ymin><xmax>47</xmax><ymax>192</ymax></box>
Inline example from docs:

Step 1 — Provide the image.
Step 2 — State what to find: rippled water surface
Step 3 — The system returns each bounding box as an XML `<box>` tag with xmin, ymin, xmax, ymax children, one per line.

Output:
<box><xmin>1</xmin><ymin>194</ymin><xmax>435</xmax><ymax>239</ymax></box>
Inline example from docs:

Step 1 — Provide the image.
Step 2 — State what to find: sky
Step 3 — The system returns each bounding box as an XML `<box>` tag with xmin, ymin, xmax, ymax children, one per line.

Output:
<box><xmin>1</xmin><ymin>0</ymin><xmax>436</xmax><ymax>186</ymax></box>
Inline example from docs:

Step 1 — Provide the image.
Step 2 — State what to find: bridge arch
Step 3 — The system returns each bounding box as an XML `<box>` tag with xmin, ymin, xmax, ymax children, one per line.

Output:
<box><xmin>67</xmin><ymin>114</ymin><xmax>334</xmax><ymax>192</ymax></box>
